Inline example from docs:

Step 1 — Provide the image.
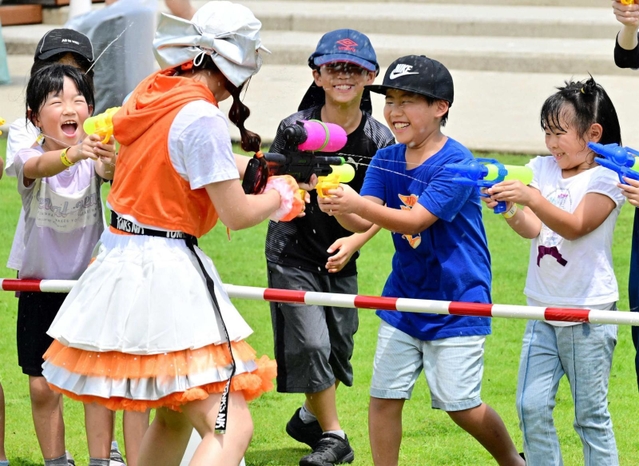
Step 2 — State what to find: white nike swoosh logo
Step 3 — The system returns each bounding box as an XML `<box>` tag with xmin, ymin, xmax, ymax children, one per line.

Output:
<box><xmin>390</xmin><ymin>70</ymin><xmax>419</xmax><ymax>80</ymax></box>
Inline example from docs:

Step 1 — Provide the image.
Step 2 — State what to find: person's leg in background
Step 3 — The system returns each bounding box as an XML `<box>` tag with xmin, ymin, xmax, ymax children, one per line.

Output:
<box><xmin>123</xmin><ymin>410</ymin><xmax>150</xmax><ymax>466</ymax></box>
<box><xmin>0</xmin><ymin>22</ymin><xmax>11</xmax><ymax>85</ymax></box>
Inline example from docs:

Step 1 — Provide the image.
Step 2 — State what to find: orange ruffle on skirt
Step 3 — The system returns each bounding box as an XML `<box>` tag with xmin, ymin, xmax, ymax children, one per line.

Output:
<box><xmin>44</xmin><ymin>340</ymin><xmax>259</xmax><ymax>378</ymax></box>
<box><xmin>44</xmin><ymin>340</ymin><xmax>277</xmax><ymax>411</ymax></box>
<box><xmin>50</xmin><ymin>356</ymin><xmax>276</xmax><ymax>412</ymax></box>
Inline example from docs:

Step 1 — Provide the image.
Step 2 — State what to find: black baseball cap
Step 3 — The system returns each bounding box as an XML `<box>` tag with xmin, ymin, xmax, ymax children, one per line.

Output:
<box><xmin>308</xmin><ymin>29</ymin><xmax>379</xmax><ymax>74</ymax></box>
<box><xmin>35</xmin><ymin>28</ymin><xmax>94</xmax><ymax>63</ymax></box>
<box><xmin>367</xmin><ymin>55</ymin><xmax>454</xmax><ymax>106</ymax></box>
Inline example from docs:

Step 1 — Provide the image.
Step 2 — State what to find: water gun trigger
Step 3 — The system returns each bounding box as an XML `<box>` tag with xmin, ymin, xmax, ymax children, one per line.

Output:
<box><xmin>316</xmin><ymin>164</ymin><xmax>355</xmax><ymax>198</ymax></box>
<box><xmin>317</xmin><ymin>173</ymin><xmax>341</xmax><ymax>198</ymax></box>
<box><xmin>83</xmin><ymin>107</ymin><xmax>120</xmax><ymax>144</ymax></box>
<box><xmin>98</xmin><ymin>129</ymin><xmax>113</xmax><ymax>144</ymax></box>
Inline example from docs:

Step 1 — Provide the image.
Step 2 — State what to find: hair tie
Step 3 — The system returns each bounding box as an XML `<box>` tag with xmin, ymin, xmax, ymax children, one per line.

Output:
<box><xmin>192</xmin><ymin>51</ymin><xmax>206</xmax><ymax>68</ymax></box>
<box><xmin>180</xmin><ymin>61</ymin><xmax>194</xmax><ymax>71</ymax></box>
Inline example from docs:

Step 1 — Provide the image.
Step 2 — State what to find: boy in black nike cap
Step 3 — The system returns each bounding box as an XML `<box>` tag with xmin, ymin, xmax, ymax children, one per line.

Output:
<box><xmin>317</xmin><ymin>55</ymin><xmax>525</xmax><ymax>466</ymax></box>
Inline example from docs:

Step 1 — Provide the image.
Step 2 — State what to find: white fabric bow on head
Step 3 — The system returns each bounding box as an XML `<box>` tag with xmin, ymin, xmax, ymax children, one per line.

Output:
<box><xmin>153</xmin><ymin>1</ymin><xmax>269</xmax><ymax>87</ymax></box>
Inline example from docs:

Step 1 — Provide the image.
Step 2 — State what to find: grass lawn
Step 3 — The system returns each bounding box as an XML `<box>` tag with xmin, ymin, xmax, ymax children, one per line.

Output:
<box><xmin>1</xmin><ymin>138</ymin><xmax>639</xmax><ymax>464</ymax></box>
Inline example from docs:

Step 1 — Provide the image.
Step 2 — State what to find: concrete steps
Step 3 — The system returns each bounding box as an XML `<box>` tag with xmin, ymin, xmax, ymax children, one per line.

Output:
<box><xmin>3</xmin><ymin>1</ymin><xmax>625</xmax><ymax>76</ymax></box>
<box><xmin>257</xmin><ymin>30</ymin><xmax>627</xmax><ymax>76</ymax></box>
<box><xmin>242</xmin><ymin>2</ymin><xmax>618</xmax><ymax>39</ymax></box>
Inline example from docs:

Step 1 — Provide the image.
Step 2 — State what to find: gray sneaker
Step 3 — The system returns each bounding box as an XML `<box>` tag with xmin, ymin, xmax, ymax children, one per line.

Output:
<box><xmin>299</xmin><ymin>433</ymin><xmax>354</xmax><ymax>466</ymax></box>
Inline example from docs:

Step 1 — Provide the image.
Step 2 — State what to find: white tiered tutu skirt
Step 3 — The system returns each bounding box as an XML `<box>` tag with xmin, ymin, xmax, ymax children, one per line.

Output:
<box><xmin>42</xmin><ymin>230</ymin><xmax>276</xmax><ymax>411</ymax></box>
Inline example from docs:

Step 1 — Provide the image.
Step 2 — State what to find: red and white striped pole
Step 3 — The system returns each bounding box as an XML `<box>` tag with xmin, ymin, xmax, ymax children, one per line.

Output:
<box><xmin>1</xmin><ymin>278</ymin><xmax>637</xmax><ymax>326</ymax></box>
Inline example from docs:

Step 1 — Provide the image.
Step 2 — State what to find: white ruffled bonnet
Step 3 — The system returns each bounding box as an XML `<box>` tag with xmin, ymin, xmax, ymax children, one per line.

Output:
<box><xmin>153</xmin><ymin>1</ymin><xmax>268</xmax><ymax>87</ymax></box>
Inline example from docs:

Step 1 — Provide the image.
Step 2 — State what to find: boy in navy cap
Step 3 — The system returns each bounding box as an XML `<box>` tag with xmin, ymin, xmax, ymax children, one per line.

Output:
<box><xmin>317</xmin><ymin>55</ymin><xmax>524</xmax><ymax>466</ymax></box>
<box><xmin>266</xmin><ymin>29</ymin><xmax>393</xmax><ymax>466</ymax></box>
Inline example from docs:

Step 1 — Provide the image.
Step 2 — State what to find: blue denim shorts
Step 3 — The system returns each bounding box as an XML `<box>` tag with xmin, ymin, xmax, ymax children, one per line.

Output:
<box><xmin>370</xmin><ymin>320</ymin><xmax>485</xmax><ymax>412</ymax></box>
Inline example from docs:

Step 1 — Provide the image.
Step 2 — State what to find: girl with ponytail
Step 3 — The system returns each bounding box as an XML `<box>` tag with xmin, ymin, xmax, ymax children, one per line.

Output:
<box><xmin>41</xmin><ymin>3</ymin><xmax>303</xmax><ymax>465</ymax></box>
<box><xmin>484</xmin><ymin>76</ymin><xmax>623</xmax><ymax>465</ymax></box>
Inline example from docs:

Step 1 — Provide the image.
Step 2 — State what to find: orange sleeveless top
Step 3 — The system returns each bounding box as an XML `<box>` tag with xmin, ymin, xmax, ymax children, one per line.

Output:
<box><xmin>109</xmin><ymin>69</ymin><xmax>220</xmax><ymax>238</ymax></box>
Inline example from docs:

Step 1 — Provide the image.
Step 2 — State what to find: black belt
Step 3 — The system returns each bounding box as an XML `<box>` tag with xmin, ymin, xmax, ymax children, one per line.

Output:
<box><xmin>110</xmin><ymin>211</ymin><xmax>198</xmax><ymax>243</ymax></box>
<box><xmin>110</xmin><ymin>211</ymin><xmax>235</xmax><ymax>433</ymax></box>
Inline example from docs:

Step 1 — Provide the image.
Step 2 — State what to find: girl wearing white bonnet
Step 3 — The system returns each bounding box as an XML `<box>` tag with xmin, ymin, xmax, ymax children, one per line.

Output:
<box><xmin>41</xmin><ymin>2</ymin><xmax>303</xmax><ymax>464</ymax></box>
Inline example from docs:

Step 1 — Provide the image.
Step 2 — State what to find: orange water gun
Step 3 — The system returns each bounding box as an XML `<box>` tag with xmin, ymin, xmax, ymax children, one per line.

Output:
<box><xmin>83</xmin><ymin>107</ymin><xmax>120</xmax><ymax>143</ymax></box>
<box><xmin>621</xmin><ymin>0</ymin><xmax>636</xmax><ymax>5</ymax></box>
<box><xmin>0</xmin><ymin>117</ymin><xmax>5</xmax><ymax>136</ymax></box>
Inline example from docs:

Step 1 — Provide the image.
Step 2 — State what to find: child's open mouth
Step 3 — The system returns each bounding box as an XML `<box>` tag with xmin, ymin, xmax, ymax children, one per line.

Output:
<box><xmin>61</xmin><ymin>121</ymin><xmax>78</xmax><ymax>136</ymax></box>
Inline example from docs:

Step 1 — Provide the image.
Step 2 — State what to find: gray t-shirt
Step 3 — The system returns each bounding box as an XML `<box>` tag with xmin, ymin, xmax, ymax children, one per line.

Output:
<box><xmin>66</xmin><ymin>0</ymin><xmax>157</xmax><ymax>114</ymax></box>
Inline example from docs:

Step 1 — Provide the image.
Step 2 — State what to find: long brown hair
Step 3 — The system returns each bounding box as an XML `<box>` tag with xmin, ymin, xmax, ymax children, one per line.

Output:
<box><xmin>188</xmin><ymin>55</ymin><xmax>262</xmax><ymax>152</ymax></box>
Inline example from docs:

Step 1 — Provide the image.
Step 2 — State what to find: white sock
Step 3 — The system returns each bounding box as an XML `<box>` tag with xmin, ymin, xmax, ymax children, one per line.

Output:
<box><xmin>111</xmin><ymin>440</ymin><xmax>119</xmax><ymax>451</ymax></box>
<box><xmin>325</xmin><ymin>429</ymin><xmax>345</xmax><ymax>439</ymax></box>
<box><xmin>299</xmin><ymin>404</ymin><xmax>317</xmax><ymax>424</ymax></box>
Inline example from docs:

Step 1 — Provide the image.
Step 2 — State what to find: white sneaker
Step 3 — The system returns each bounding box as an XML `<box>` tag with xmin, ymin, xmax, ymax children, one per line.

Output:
<box><xmin>109</xmin><ymin>448</ymin><xmax>126</xmax><ymax>466</ymax></box>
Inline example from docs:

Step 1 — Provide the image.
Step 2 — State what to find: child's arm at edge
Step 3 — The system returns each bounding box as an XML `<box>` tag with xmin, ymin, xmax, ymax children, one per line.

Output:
<box><xmin>613</xmin><ymin>0</ymin><xmax>639</xmax><ymax>50</ymax></box>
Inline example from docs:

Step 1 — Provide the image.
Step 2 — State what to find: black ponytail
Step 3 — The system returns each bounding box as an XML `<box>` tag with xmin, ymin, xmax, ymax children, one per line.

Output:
<box><xmin>540</xmin><ymin>76</ymin><xmax>621</xmax><ymax>145</ymax></box>
<box><xmin>226</xmin><ymin>79</ymin><xmax>262</xmax><ymax>153</ymax></box>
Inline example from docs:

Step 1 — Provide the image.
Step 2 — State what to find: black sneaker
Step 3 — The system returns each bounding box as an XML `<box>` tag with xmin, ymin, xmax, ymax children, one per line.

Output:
<box><xmin>299</xmin><ymin>433</ymin><xmax>354</xmax><ymax>466</ymax></box>
<box><xmin>286</xmin><ymin>408</ymin><xmax>323</xmax><ymax>448</ymax></box>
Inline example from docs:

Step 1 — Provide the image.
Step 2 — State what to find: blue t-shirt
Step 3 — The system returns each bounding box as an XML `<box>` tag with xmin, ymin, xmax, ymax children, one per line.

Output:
<box><xmin>360</xmin><ymin>139</ymin><xmax>492</xmax><ymax>341</ymax></box>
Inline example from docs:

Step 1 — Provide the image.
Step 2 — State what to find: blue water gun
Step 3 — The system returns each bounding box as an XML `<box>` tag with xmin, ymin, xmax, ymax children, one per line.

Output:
<box><xmin>588</xmin><ymin>142</ymin><xmax>639</xmax><ymax>184</ymax></box>
<box><xmin>444</xmin><ymin>157</ymin><xmax>533</xmax><ymax>214</ymax></box>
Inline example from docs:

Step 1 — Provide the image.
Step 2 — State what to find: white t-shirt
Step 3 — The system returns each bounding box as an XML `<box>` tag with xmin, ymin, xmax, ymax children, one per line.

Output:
<box><xmin>5</xmin><ymin>118</ymin><xmax>40</xmax><ymax>270</ymax></box>
<box><xmin>524</xmin><ymin>155</ymin><xmax>625</xmax><ymax>310</ymax></box>
<box><xmin>15</xmin><ymin>146</ymin><xmax>104</xmax><ymax>280</ymax></box>
<box><xmin>168</xmin><ymin>100</ymin><xmax>240</xmax><ymax>189</ymax></box>
<box><xmin>110</xmin><ymin>100</ymin><xmax>240</xmax><ymax>229</ymax></box>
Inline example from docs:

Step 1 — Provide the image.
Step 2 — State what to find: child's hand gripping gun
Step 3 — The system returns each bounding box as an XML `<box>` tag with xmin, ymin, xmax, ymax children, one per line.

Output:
<box><xmin>83</xmin><ymin>106</ymin><xmax>121</xmax><ymax>143</ymax></box>
<box><xmin>242</xmin><ymin>120</ymin><xmax>348</xmax><ymax>194</ymax></box>
<box><xmin>587</xmin><ymin>142</ymin><xmax>639</xmax><ymax>184</ymax></box>
<box><xmin>444</xmin><ymin>158</ymin><xmax>533</xmax><ymax>214</ymax></box>
<box><xmin>316</xmin><ymin>163</ymin><xmax>356</xmax><ymax>197</ymax></box>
